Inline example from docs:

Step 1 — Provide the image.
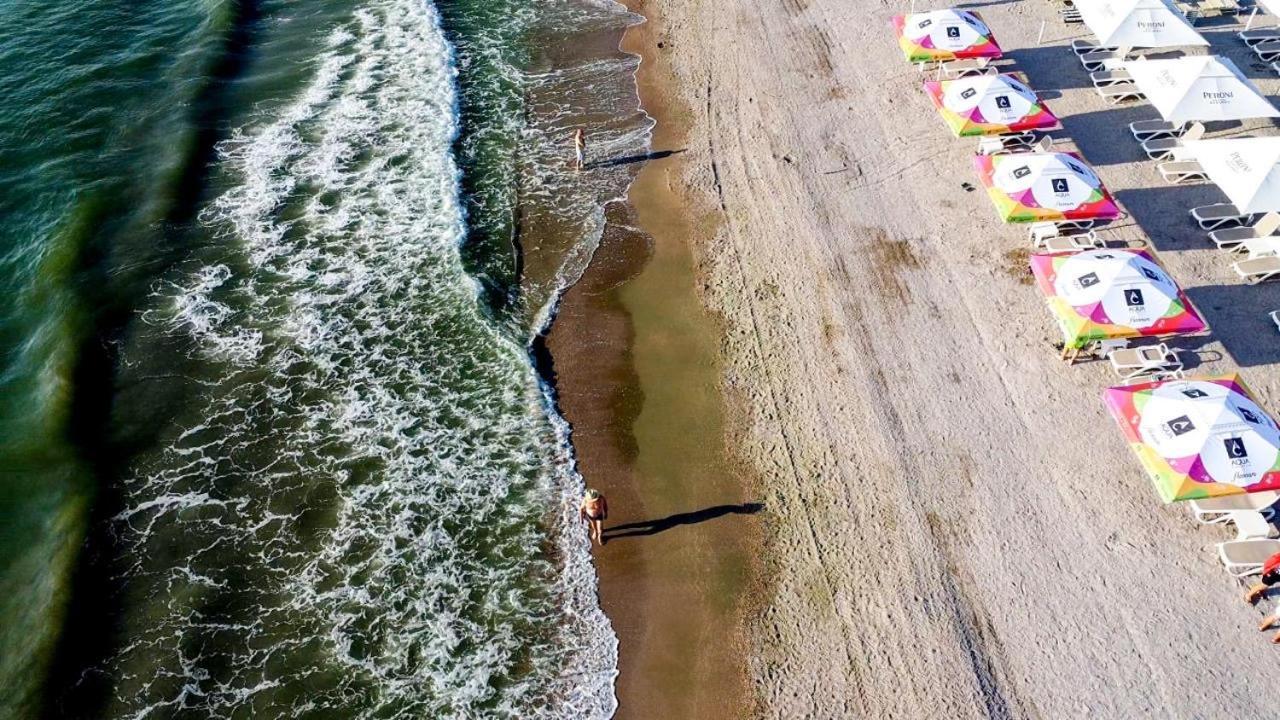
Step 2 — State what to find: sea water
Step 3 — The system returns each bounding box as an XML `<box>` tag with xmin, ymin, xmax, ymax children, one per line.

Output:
<box><xmin>0</xmin><ymin>0</ymin><xmax>650</xmax><ymax>717</ymax></box>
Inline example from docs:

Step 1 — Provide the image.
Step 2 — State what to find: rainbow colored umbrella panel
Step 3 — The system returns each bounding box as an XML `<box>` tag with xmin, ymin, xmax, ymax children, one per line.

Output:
<box><xmin>1105</xmin><ymin>374</ymin><xmax>1280</xmax><ymax>502</ymax></box>
<box><xmin>974</xmin><ymin>152</ymin><xmax>1120</xmax><ymax>223</ymax></box>
<box><xmin>893</xmin><ymin>10</ymin><xmax>1002</xmax><ymax>63</ymax></box>
<box><xmin>924</xmin><ymin>72</ymin><xmax>1059</xmax><ymax>137</ymax></box>
<box><xmin>1030</xmin><ymin>248</ymin><xmax>1206</xmax><ymax>348</ymax></box>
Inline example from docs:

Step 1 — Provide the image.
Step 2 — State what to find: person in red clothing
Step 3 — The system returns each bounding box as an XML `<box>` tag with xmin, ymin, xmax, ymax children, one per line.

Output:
<box><xmin>1245</xmin><ymin>551</ymin><xmax>1280</xmax><ymax>604</ymax></box>
<box><xmin>1246</xmin><ymin>552</ymin><xmax>1280</xmax><ymax>642</ymax></box>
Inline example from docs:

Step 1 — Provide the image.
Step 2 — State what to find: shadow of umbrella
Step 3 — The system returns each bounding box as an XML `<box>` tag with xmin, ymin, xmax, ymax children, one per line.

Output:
<box><xmin>602</xmin><ymin>502</ymin><xmax>763</xmax><ymax>540</ymax></box>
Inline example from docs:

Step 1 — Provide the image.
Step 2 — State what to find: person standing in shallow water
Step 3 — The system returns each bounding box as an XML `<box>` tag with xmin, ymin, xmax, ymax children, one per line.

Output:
<box><xmin>579</xmin><ymin>488</ymin><xmax>608</xmax><ymax>546</ymax></box>
<box><xmin>573</xmin><ymin>128</ymin><xmax>586</xmax><ymax>170</ymax></box>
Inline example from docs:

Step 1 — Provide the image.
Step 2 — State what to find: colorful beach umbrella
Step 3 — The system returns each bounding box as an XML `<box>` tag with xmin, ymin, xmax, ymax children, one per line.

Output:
<box><xmin>1030</xmin><ymin>248</ymin><xmax>1206</xmax><ymax>348</ymax></box>
<box><xmin>893</xmin><ymin>10</ymin><xmax>1002</xmax><ymax>63</ymax></box>
<box><xmin>974</xmin><ymin>152</ymin><xmax>1120</xmax><ymax>223</ymax></box>
<box><xmin>1182</xmin><ymin>137</ymin><xmax>1280</xmax><ymax>214</ymax></box>
<box><xmin>1075</xmin><ymin>0</ymin><xmax>1208</xmax><ymax>48</ymax></box>
<box><xmin>1121</xmin><ymin>56</ymin><xmax>1279</xmax><ymax>124</ymax></box>
<box><xmin>1105</xmin><ymin>374</ymin><xmax>1280</xmax><ymax>502</ymax></box>
<box><xmin>923</xmin><ymin>72</ymin><xmax>1059</xmax><ymax>137</ymax></box>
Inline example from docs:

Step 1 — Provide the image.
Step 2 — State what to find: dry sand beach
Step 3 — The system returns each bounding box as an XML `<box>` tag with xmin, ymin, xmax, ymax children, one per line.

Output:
<box><xmin>587</xmin><ymin>0</ymin><xmax>1280</xmax><ymax>716</ymax></box>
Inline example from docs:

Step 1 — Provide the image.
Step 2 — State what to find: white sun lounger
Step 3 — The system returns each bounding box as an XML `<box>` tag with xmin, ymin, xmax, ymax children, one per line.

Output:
<box><xmin>1108</xmin><ymin>343</ymin><xmax>1183</xmax><ymax>379</ymax></box>
<box><xmin>1192</xmin><ymin>492</ymin><xmax>1280</xmax><ymax>524</ymax></box>
<box><xmin>1091</xmin><ymin>69</ymin><xmax>1133</xmax><ymax>88</ymax></box>
<box><xmin>1210</xmin><ymin>212</ymin><xmax>1280</xmax><ymax>250</ymax></box>
<box><xmin>1097</xmin><ymin>83</ymin><xmax>1145</xmax><ymax>104</ymax></box>
<box><xmin>1191</xmin><ymin>203</ymin><xmax>1254</xmax><ymax>230</ymax></box>
<box><xmin>977</xmin><ymin>133</ymin><xmax>1048</xmax><ymax>155</ymax></box>
<box><xmin>1254</xmin><ymin>40</ymin><xmax>1280</xmax><ymax>62</ymax></box>
<box><xmin>1041</xmin><ymin>234</ymin><xmax>1104</xmax><ymax>253</ymax></box>
<box><xmin>1218</xmin><ymin>538</ymin><xmax>1280</xmax><ymax>577</ymax></box>
<box><xmin>1235</xmin><ymin>255</ymin><xmax>1280</xmax><ymax>284</ymax></box>
<box><xmin>1142</xmin><ymin>122</ymin><xmax>1205</xmax><ymax>160</ymax></box>
<box><xmin>1130</xmin><ymin>120</ymin><xmax>1185</xmax><ymax>142</ymax></box>
<box><xmin>1072</xmin><ymin>39</ymin><xmax>1116</xmax><ymax>55</ymax></box>
<box><xmin>1081</xmin><ymin>46</ymin><xmax>1133</xmax><ymax>72</ymax></box>
<box><xmin>1159</xmin><ymin>161</ymin><xmax>1207</xmax><ymax>184</ymax></box>
<box><xmin>1240</xmin><ymin>27</ymin><xmax>1280</xmax><ymax>46</ymax></box>
<box><xmin>1241</xmin><ymin>237</ymin><xmax>1280</xmax><ymax>258</ymax></box>
<box><xmin>1229</xmin><ymin>511</ymin><xmax>1278</xmax><ymax>541</ymax></box>
<box><xmin>938</xmin><ymin>57</ymin><xmax>996</xmax><ymax>78</ymax></box>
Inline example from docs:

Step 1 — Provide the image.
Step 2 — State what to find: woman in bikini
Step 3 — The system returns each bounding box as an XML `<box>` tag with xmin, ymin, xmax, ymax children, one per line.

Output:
<box><xmin>579</xmin><ymin>488</ymin><xmax>608</xmax><ymax>546</ymax></box>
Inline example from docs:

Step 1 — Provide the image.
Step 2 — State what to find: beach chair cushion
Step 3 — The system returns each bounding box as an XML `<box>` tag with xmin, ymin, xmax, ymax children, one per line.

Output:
<box><xmin>1235</xmin><ymin>255</ymin><xmax>1280</xmax><ymax>283</ymax></box>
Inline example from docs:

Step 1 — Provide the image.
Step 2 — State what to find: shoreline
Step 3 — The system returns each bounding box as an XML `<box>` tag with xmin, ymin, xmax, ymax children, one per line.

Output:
<box><xmin>542</xmin><ymin>0</ymin><xmax>761</xmax><ymax>716</ymax></box>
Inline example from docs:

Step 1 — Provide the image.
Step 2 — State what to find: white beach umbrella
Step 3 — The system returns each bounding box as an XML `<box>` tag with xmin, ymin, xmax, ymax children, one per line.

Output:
<box><xmin>1262</xmin><ymin>0</ymin><xmax>1280</xmax><ymax>17</ymax></box>
<box><xmin>1183</xmin><ymin>138</ymin><xmax>1280</xmax><ymax>214</ymax></box>
<box><xmin>1122</xmin><ymin>56</ymin><xmax>1280</xmax><ymax>123</ymax></box>
<box><xmin>1075</xmin><ymin>0</ymin><xmax>1208</xmax><ymax>48</ymax></box>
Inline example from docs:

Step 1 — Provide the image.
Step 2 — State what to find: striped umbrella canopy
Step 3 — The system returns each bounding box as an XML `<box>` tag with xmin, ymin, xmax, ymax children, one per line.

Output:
<box><xmin>893</xmin><ymin>10</ymin><xmax>1002</xmax><ymax>63</ymax></box>
<box><xmin>923</xmin><ymin>72</ymin><xmax>1059</xmax><ymax>137</ymax></box>
<box><xmin>1030</xmin><ymin>248</ymin><xmax>1206</xmax><ymax>348</ymax></box>
<box><xmin>1105</xmin><ymin>374</ymin><xmax>1280</xmax><ymax>502</ymax></box>
<box><xmin>974</xmin><ymin>152</ymin><xmax>1120</xmax><ymax>223</ymax></box>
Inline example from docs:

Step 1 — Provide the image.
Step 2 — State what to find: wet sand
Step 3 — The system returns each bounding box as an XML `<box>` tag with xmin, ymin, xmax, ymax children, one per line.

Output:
<box><xmin>543</xmin><ymin>1</ymin><xmax>760</xmax><ymax>717</ymax></box>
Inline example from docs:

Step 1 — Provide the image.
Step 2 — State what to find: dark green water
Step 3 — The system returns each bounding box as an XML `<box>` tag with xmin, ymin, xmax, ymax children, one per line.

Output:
<box><xmin>0</xmin><ymin>0</ymin><xmax>650</xmax><ymax>717</ymax></box>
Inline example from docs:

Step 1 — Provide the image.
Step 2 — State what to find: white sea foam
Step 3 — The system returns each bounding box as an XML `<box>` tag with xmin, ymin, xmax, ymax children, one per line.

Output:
<box><xmin>106</xmin><ymin>1</ymin><xmax>621</xmax><ymax>717</ymax></box>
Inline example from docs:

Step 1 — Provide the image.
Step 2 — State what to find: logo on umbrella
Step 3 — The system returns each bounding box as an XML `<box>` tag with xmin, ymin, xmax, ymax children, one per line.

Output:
<box><xmin>1052</xmin><ymin>178</ymin><xmax>1070</xmax><ymax>194</ymax></box>
<box><xmin>946</xmin><ymin>25</ymin><xmax>961</xmax><ymax>38</ymax></box>
<box><xmin>1182</xmin><ymin>388</ymin><xmax>1209</xmax><ymax>399</ymax></box>
<box><xmin>1013</xmin><ymin>166</ymin><xmax>1031</xmax><ymax>179</ymax></box>
<box><xmin>1241</xmin><ymin>407</ymin><xmax>1262</xmax><ymax>424</ymax></box>
<box><xmin>1140</xmin><ymin>266</ymin><xmax>1161</xmax><ymax>282</ymax></box>
<box><xmin>995</xmin><ymin>95</ymin><xmax>1011</xmax><ymax>109</ymax></box>
<box><xmin>918</xmin><ymin>18</ymin><xmax>933</xmax><ymax>28</ymax></box>
<box><xmin>961</xmin><ymin>87</ymin><xmax>977</xmax><ymax>99</ymax></box>
<box><xmin>1078</xmin><ymin>271</ymin><xmax>1100</xmax><ymax>289</ymax></box>
<box><xmin>1224</xmin><ymin>437</ymin><xmax>1249</xmax><ymax>460</ymax></box>
<box><xmin>1165</xmin><ymin>415</ymin><xmax>1196</xmax><ymax>436</ymax></box>
<box><xmin>1125</xmin><ymin>289</ymin><xmax>1145</xmax><ymax>307</ymax></box>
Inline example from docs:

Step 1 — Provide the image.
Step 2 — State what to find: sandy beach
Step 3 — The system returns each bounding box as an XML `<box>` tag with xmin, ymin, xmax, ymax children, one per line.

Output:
<box><xmin>585</xmin><ymin>0</ymin><xmax>1280</xmax><ymax>716</ymax></box>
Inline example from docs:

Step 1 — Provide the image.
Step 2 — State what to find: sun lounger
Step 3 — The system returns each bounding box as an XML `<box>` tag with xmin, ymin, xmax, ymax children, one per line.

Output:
<box><xmin>1217</xmin><ymin>538</ymin><xmax>1280</xmax><ymax>576</ymax></box>
<box><xmin>1097</xmin><ymin>82</ymin><xmax>1145</xmax><ymax>104</ymax></box>
<box><xmin>1142</xmin><ymin>122</ymin><xmax>1204</xmax><ymax>160</ymax></box>
<box><xmin>976</xmin><ymin>132</ymin><xmax>1047</xmax><ymax>155</ymax></box>
<box><xmin>1107</xmin><ymin>343</ymin><xmax>1182</xmax><ymax>379</ymax></box>
<box><xmin>1253</xmin><ymin>40</ymin><xmax>1280</xmax><ymax>62</ymax></box>
<box><xmin>1030</xmin><ymin>223</ymin><xmax>1099</xmax><ymax>246</ymax></box>
<box><xmin>1209</xmin><ymin>212</ymin><xmax>1280</xmax><ymax>250</ymax></box>
<box><xmin>1130</xmin><ymin>119</ymin><xmax>1185</xmax><ymax>142</ymax></box>
<box><xmin>1229</xmin><ymin>511</ymin><xmax>1277</xmax><ymax>540</ymax></box>
<box><xmin>1080</xmin><ymin>46</ymin><xmax>1133</xmax><ymax>72</ymax></box>
<box><xmin>1191</xmin><ymin>203</ymin><xmax>1254</xmax><ymax>230</ymax></box>
<box><xmin>1072</xmin><ymin>39</ymin><xmax>1116</xmax><ymax>55</ymax></box>
<box><xmin>1240</xmin><ymin>27</ymin><xmax>1280</xmax><ymax>46</ymax></box>
<box><xmin>1159</xmin><ymin>160</ymin><xmax>1207</xmax><ymax>184</ymax></box>
<box><xmin>1192</xmin><ymin>492</ymin><xmax>1280</xmax><ymax>523</ymax></box>
<box><xmin>1041</xmin><ymin>234</ymin><xmax>1104</xmax><ymax>253</ymax></box>
<box><xmin>1091</xmin><ymin>69</ymin><xmax>1133</xmax><ymax>88</ymax></box>
<box><xmin>938</xmin><ymin>57</ymin><xmax>996</xmax><ymax>78</ymax></box>
<box><xmin>1234</xmin><ymin>255</ymin><xmax>1280</xmax><ymax>283</ymax></box>
<box><xmin>1240</xmin><ymin>237</ymin><xmax>1280</xmax><ymax>258</ymax></box>
<box><xmin>1087</xmin><ymin>338</ymin><xmax>1131</xmax><ymax>359</ymax></box>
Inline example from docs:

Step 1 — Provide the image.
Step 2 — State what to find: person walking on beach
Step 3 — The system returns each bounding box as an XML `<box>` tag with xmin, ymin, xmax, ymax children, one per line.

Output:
<box><xmin>579</xmin><ymin>488</ymin><xmax>608</xmax><ymax>546</ymax></box>
<box><xmin>573</xmin><ymin>128</ymin><xmax>586</xmax><ymax>170</ymax></box>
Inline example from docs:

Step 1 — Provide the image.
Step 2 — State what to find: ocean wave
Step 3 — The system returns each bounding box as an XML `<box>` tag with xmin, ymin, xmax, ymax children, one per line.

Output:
<box><xmin>93</xmin><ymin>1</ymin><xmax>616</xmax><ymax>717</ymax></box>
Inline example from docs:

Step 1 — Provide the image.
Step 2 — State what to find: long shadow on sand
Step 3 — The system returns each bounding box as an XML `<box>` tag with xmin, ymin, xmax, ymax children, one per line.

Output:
<box><xmin>1186</xmin><ymin>283</ymin><xmax>1280</xmax><ymax>367</ymax></box>
<box><xmin>589</xmin><ymin>148</ymin><xmax>685</xmax><ymax>169</ymax></box>
<box><xmin>603</xmin><ymin>502</ymin><xmax>763</xmax><ymax>540</ymax></box>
